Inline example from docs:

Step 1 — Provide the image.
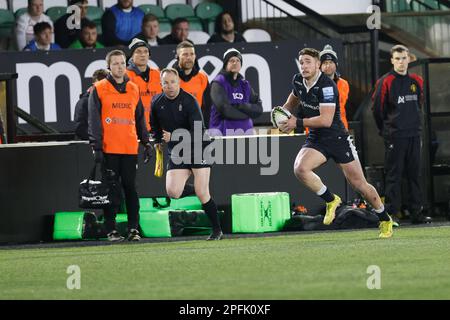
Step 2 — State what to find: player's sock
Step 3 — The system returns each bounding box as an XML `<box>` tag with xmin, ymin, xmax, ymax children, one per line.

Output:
<box><xmin>202</xmin><ymin>198</ymin><xmax>221</xmax><ymax>232</ymax></box>
<box><xmin>374</xmin><ymin>204</ymin><xmax>390</xmax><ymax>221</ymax></box>
<box><xmin>180</xmin><ymin>183</ymin><xmax>195</xmax><ymax>198</ymax></box>
<box><xmin>317</xmin><ymin>185</ymin><xmax>335</xmax><ymax>203</ymax></box>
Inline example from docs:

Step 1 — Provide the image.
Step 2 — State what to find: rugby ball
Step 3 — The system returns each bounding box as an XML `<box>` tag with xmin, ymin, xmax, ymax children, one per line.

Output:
<box><xmin>271</xmin><ymin>106</ymin><xmax>292</xmax><ymax>129</ymax></box>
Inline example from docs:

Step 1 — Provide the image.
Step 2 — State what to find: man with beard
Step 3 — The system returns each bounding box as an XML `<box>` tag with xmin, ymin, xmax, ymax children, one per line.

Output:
<box><xmin>171</xmin><ymin>41</ymin><xmax>211</xmax><ymax>127</ymax></box>
<box><xmin>277</xmin><ymin>48</ymin><xmax>393</xmax><ymax>238</ymax></box>
<box><xmin>207</xmin><ymin>12</ymin><xmax>246</xmax><ymax>44</ymax></box>
<box><xmin>160</xmin><ymin>18</ymin><xmax>193</xmax><ymax>45</ymax></box>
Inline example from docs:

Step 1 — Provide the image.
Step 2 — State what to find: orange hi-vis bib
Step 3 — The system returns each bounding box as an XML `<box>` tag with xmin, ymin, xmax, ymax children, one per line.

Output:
<box><xmin>95</xmin><ymin>79</ymin><xmax>140</xmax><ymax>155</ymax></box>
<box><xmin>127</xmin><ymin>68</ymin><xmax>162</xmax><ymax>131</ymax></box>
<box><xmin>179</xmin><ymin>71</ymin><xmax>208</xmax><ymax>108</ymax></box>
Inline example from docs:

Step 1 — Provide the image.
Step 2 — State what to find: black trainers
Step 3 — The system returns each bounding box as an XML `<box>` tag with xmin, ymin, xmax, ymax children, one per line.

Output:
<box><xmin>206</xmin><ymin>229</ymin><xmax>223</xmax><ymax>241</ymax></box>
<box><xmin>107</xmin><ymin>230</ymin><xmax>124</xmax><ymax>242</ymax></box>
<box><xmin>127</xmin><ymin>229</ymin><xmax>141</xmax><ymax>241</ymax></box>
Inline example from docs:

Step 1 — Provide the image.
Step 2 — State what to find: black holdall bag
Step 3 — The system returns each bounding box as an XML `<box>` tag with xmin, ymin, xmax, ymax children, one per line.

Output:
<box><xmin>79</xmin><ymin>163</ymin><xmax>122</xmax><ymax>209</ymax></box>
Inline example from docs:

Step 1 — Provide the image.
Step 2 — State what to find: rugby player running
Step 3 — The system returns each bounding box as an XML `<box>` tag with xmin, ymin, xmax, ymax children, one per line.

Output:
<box><xmin>278</xmin><ymin>48</ymin><xmax>393</xmax><ymax>238</ymax></box>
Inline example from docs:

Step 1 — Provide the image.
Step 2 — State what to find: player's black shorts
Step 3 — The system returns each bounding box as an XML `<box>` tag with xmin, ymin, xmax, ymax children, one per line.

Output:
<box><xmin>167</xmin><ymin>154</ymin><xmax>212</xmax><ymax>171</ymax></box>
<box><xmin>303</xmin><ymin>134</ymin><xmax>358</xmax><ymax>164</ymax></box>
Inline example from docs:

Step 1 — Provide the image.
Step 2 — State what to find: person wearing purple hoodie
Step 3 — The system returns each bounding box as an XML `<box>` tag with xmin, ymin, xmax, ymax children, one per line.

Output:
<box><xmin>209</xmin><ymin>48</ymin><xmax>262</xmax><ymax>136</ymax></box>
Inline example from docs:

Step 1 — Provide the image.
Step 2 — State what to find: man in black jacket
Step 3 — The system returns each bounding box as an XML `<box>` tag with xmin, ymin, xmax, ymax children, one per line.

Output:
<box><xmin>372</xmin><ymin>44</ymin><xmax>431</xmax><ymax>224</ymax></box>
<box><xmin>150</xmin><ymin>68</ymin><xmax>223</xmax><ymax>240</ymax></box>
<box><xmin>54</xmin><ymin>0</ymin><xmax>88</xmax><ymax>48</ymax></box>
<box><xmin>74</xmin><ymin>69</ymin><xmax>109</xmax><ymax>140</ymax></box>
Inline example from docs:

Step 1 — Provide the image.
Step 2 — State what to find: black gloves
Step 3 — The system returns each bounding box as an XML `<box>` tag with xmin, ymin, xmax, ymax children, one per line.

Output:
<box><xmin>143</xmin><ymin>143</ymin><xmax>154</xmax><ymax>164</ymax></box>
<box><xmin>93</xmin><ymin>150</ymin><xmax>103</xmax><ymax>163</ymax></box>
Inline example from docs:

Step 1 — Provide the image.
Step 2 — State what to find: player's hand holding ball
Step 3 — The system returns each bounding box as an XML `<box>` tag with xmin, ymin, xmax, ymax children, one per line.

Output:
<box><xmin>271</xmin><ymin>106</ymin><xmax>296</xmax><ymax>134</ymax></box>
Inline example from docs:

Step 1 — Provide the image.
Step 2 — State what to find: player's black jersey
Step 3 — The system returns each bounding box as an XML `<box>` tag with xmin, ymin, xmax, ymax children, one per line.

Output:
<box><xmin>292</xmin><ymin>72</ymin><xmax>347</xmax><ymax>139</ymax></box>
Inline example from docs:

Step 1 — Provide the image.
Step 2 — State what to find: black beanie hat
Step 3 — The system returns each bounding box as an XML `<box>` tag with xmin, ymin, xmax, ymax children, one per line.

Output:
<box><xmin>319</xmin><ymin>44</ymin><xmax>338</xmax><ymax>66</ymax></box>
<box><xmin>223</xmin><ymin>48</ymin><xmax>243</xmax><ymax>69</ymax></box>
<box><xmin>129</xmin><ymin>38</ymin><xmax>151</xmax><ymax>57</ymax></box>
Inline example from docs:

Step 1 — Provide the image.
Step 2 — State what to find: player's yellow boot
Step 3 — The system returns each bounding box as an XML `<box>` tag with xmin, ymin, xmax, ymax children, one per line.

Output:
<box><xmin>323</xmin><ymin>194</ymin><xmax>342</xmax><ymax>225</ymax></box>
<box><xmin>379</xmin><ymin>216</ymin><xmax>393</xmax><ymax>238</ymax></box>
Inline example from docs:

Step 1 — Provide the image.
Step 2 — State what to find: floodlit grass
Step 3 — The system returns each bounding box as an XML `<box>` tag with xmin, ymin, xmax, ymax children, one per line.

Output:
<box><xmin>1</xmin><ymin>226</ymin><xmax>450</xmax><ymax>299</ymax></box>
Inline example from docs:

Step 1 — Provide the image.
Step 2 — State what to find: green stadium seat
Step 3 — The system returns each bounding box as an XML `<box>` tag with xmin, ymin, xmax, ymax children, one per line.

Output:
<box><xmin>159</xmin><ymin>20</ymin><xmax>171</xmax><ymax>33</ymax></box>
<box><xmin>86</xmin><ymin>6</ymin><xmax>104</xmax><ymax>25</ymax></box>
<box><xmin>46</xmin><ymin>6</ymin><xmax>67</xmax><ymax>22</ymax></box>
<box><xmin>195</xmin><ymin>2</ymin><xmax>223</xmax><ymax>34</ymax></box>
<box><xmin>164</xmin><ymin>3</ymin><xmax>195</xmax><ymax>21</ymax></box>
<box><xmin>0</xmin><ymin>9</ymin><xmax>14</xmax><ymax>38</ymax></box>
<box><xmin>187</xmin><ymin>17</ymin><xmax>204</xmax><ymax>32</ymax></box>
<box><xmin>195</xmin><ymin>2</ymin><xmax>222</xmax><ymax>21</ymax></box>
<box><xmin>14</xmin><ymin>7</ymin><xmax>27</xmax><ymax>19</ymax></box>
<box><xmin>139</xmin><ymin>4</ymin><xmax>165</xmax><ymax>18</ymax></box>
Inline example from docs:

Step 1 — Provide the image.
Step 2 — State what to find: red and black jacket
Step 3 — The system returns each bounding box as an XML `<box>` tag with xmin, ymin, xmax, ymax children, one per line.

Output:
<box><xmin>372</xmin><ymin>70</ymin><xmax>423</xmax><ymax>138</ymax></box>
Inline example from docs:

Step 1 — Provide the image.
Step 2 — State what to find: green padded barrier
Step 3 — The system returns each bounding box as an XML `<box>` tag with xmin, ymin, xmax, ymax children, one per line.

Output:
<box><xmin>232</xmin><ymin>192</ymin><xmax>291</xmax><ymax>233</ymax></box>
<box><xmin>140</xmin><ymin>210</ymin><xmax>172</xmax><ymax>237</ymax></box>
<box><xmin>122</xmin><ymin>196</ymin><xmax>202</xmax><ymax>213</ymax></box>
<box><xmin>53</xmin><ymin>211</ymin><xmax>89</xmax><ymax>240</ymax></box>
<box><xmin>170</xmin><ymin>196</ymin><xmax>203</xmax><ymax>210</ymax></box>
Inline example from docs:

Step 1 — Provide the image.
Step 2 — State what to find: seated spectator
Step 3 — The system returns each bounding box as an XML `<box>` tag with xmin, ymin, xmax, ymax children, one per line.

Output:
<box><xmin>160</xmin><ymin>17</ymin><xmax>193</xmax><ymax>45</ymax></box>
<box><xmin>55</xmin><ymin>0</ymin><xmax>88</xmax><ymax>49</ymax></box>
<box><xmin>23</xmin><ymin>22</ymin><xmax>61</xmax><ymax>51</ymax></box>
<box><xmin>69</xmin><ymin>19</ymin><xmax>104</xmax><ymax>49</ymax></box>
<box><xmin>102</xmin><ymin>0</ymin><xmax>144</xmax><ymax>47</ymax></box>
<box><xmin>135</xmin><ymin>14</ymin><xmax>162</xmax><ymax>46</ymax></box>
<box><xmin>15</xmin><ymin>0</ymin><xmax>54</xmax><ymax>51</ymax></box>
<box><xmin>207</xmin><ymin>12</ymin><xmax>246</xmax><ymax>44</ymax></box>
<box><xmin>209</xmin><ymin>48</ymin><xmax>262</xmax><ymax>136</ymax></box>
<box><xmin>74</xmin><ymin>68</ymin><xmax>109</xmax><ymax>140</ymax></box>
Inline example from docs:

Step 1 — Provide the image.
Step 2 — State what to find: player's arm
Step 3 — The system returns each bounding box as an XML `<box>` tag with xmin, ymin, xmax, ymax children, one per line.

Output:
<box><xmin>302</xmin><ymin>104</ymin><xmax>335</xmax><ymax>128</ymax></box>
<box><xmin>281</xmin><ymin>92</ymin><xmax>300</xmax><ymax>114</ymax></box>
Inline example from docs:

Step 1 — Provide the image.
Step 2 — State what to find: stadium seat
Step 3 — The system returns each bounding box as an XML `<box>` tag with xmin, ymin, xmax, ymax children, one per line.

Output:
<box><xmin>86</xmin><ymin>6</ymin><xmax>104</xmax><ymax>25</ymax></box>
<box><xmin>187</xmin><ymin>18</ymin><xmax>204</xmax><ymax>32</ymax></box>
<box><xmin>0</xmin><ymin>9</ymin><xmax>14</xmax><ymax>38</ymax></box>
<box><xmin>46</xmin><ymin>6</ymin><xmax>67</xmax><ymax>22</ymax></box>
<box><xmin>159</xmin><ymin>21</ymin><xmax>171</xmax><ymax>33</ymax></box>
<box><xmin>243</xmin><ymin>28</ymin><xmax>272</xmax><ymax>42</ymax></box>
<box><xmin>161</xmin><ymin>0</ymin><xmax>186</xmax><ymax>8</ymax></box>
<box><xmin>195</xmin><ymin>2</ymin><xmax>222</xmax><ymax>21</ymax></box>
<box><xmin>139</xmin><ymin>4</ymin><xmax>165</xmax><ymax>18</ymax></box>
<box><xmin>195</xmin><ymin>2</ymin><xmax>223</xmax><ymax>34</ymax></box>
<box><xmin>14</xmin><ymin>7</ymin><xmax>27</xmax><ymax>18</ymax></box>
<box><xmin>165</xmin><ymin>4</ymin><xmax>196</xmax><ymax>21</ymax></box>
<box><xmin>188</xmin><ymin>30</ymin><xmax>210</xmax><ymax>44</ymax></box>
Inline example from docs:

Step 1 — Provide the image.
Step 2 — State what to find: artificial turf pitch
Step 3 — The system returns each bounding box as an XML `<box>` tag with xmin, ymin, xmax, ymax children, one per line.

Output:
<box><xmin>1</xmin><ymin>225</ymin><xmax>449</xmax><ymax>300</ymax></box>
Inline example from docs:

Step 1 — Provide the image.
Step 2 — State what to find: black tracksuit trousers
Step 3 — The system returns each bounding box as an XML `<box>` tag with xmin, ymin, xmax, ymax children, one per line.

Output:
<box><xmin>384</xmin><ymin>136</ymin><xmax>422</xmax><ymax>215</ymax></box>
<box><xmin>103</xmin><ymin>154</ymin><xmax>140</xmax><ymax>233</ymax></box>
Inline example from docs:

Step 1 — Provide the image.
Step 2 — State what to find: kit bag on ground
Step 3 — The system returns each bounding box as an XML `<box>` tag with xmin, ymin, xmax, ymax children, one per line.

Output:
<box><xmin>79</xmin><ymin>163</ymin><xmax>122</xmax><ymax>209</ymax></box>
